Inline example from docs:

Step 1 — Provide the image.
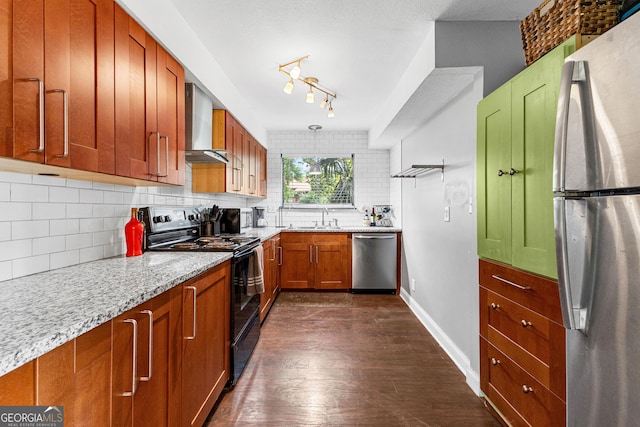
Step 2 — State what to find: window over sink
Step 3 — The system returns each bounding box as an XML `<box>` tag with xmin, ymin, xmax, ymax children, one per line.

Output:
<box><xmin>281</xmin><ymin>154</ymin><xmax>354</xmax><ymax>208</ymax></box>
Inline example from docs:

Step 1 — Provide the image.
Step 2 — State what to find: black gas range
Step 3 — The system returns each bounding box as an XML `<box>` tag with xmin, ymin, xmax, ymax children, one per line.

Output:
<box><xmin>139</xmin><ymin>206</ymin><xmax>262</xmax><ymax>387</ymax></box>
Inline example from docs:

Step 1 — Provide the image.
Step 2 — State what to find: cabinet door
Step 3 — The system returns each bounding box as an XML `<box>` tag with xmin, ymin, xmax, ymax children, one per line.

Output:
<box><xmin>272</xmin><ymin>235</ymin><xmax>281</xmax><ymax>294</ymax></box>
<box><xmin>258</xmin><ymin>143</ymin><xmax>267</xmax><ymax>198</ymax></box>
<box><xmin>280</xmin><ymin>241</ymin><xmax>314</xmax><ymax>289</ymax></box>
<box><xmin>37</xmin><ymin>321</ymin><xmax>112</xmax><ymax>427</ymax></box>
<box><xmin>510</xmin><ymin>46</ymin><xmax>565</xmax><ymax>279</ymax></box>
<box><xmin>315</xmin><ymin>242</ymin><xmax>350</xmax><ymax>289</ymax></box>
<box><xmin>182</xmin><ymin>263</ymin><xmax>230</xmax><ymax>427</ymax></box>
<box><xmin>0</xmin><ymin>0</ymin><xmax>13</xmax><ymax>158</ymax></box>
<box><xmin>260</xmin><ymin>238</ymin><xmax>274</xmax><ymax>322</ymax></box>
<box><xmin>477</xmin><ymin>83</ymin><xmax>512</xmax><ymax>265</ymax></box>
<box><xmin>0</xmin><ymin>362</ymin><xmax>35</xmax><ymax>405</ymax></box>
<box><xmin>156</xmin><ymin>45</ymin><xmax>185</xmax><ymax>186</ymax></box>
<box><xmin>230</xmin><ymin>117</ymin><xmax>244</xmax><ymax>193</ymax></box>
<box><xmin>134</xmin><ymin>288</ymin><xmax>183</xmax><ymax>427</ymax></box>
<box><xmin>12</xmin><ymin>0</ymin><xmax>45</xmax><ymax>162</ymax></box>
<box><xmin>114</xmin><ymin>4</ymin><xmax>155</xmax><ymax>181</ymax></box>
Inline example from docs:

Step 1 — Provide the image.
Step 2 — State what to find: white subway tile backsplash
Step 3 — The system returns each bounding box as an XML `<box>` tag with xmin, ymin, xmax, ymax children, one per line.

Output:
<box><xmin>33</xmin><ymin>236</ymin><xmax>66</xmax><ymax>255</ymax></box>
<box><xmin>92</xmin><ymin>182</ymin><xmax>115</xmax><ymax>191</ymax></box>
<box><xmin>103</xmin><ymin>217</ymin><xmax>124</xmax><ymax>231</ymax></box>
<box><xmin>94</xmin><ymin>204</ymin><xmax>115</xmax><ymax>218</ymax></box>
<box><xmin>50</xmin><ymin>186</ymin><xmax>79</xmax><ymax>203</ymax></box>
<box><xmin>0</xmin><ymin>171</ymin><xmax>31</xmax><ymax>184</ymax></box>
<box><xmin>79</xmin><ymin>246</ymin><xmax>103</xmax><ymax>264</ymax></box>
<box><xmin>93</xmin><ymin>230</ymin><xmax>120</xmax><ymax>246</ymax></box>
<box><xmin>50</xmin><ymin>250</ymin><xmax>80</xmax><ymax>270</ymax></box>
<box><xmin>12</xmin><ymin>220</ymin><xmax>49</xmax><ymax>240</ymax></box>
<box><xmin>103</xmin><ymin>242</ymin><xmax>124</xmax><ymax>258</ymax></box>
<box><xmin>32</xmin><ymin>203</ymin><xmax>67</xmax><ymax>220</ymax></box>
<box><xmin>11</xmin><ymin>183</ymin><xmax>49</xmax><ymax>202</ymax></box>
<box><xmin>65</xmin><ymin>233</ymin><xmax>93</xmax><ymax>250</ymax></box>
<box><xmin>79</xmin><ymin>189</ymin><xmax>104</xmax><ymax>204</ymax></box>
<box><xmin>66</xmin><ymin>203</ymin><xmax>94</xmax><ymax>219</ymax></box>
<box><xmin>79</xmin><ymin>218</ymin><xmax>104</xmax><ymax>233</ymax></box>
<box><xmin>0</xmin><ymin>202</ymin><xmax>31</xmax><ymax>221</ymax></box>
<box><xmin>0</xmin><ymin>183</ymin><xmax>9</xmax><ymax>201</ymax></box>
<box><xmin>104</xmin><ymin>191</ymin><xmax>124</xmax><ymax>204</ymax></box>
<box><xmin>32</xmin><ymin>174</ymin><xmax>66</xmax><ymax>187</ymax></box>
<box><xmin>0</xmin><ymin>261</ymin><xmax>11</xmax><ymax>281</ymax></box>
<box><xmin>0</xmin><ymin>240</ymin><xmax>31</xmax><ymax>262</ymax></box>
<box><xmin>65</xmin><ymin>178</ymin><xmax>94</xmax><ymax>189</ymax></box>
<box><xmin>0</xmin><ymin>223</ymin><xmax>10</xmax><ymax>241</ymax></box>
<box><xmin>12</xmin><ymin>254</ymin><xmax>49</xmax><ymax>277</ymax></box>
<box><xmin>50</xmin><ymin>219</ymin><xmax>80</xmax><ymax>236</ymax></box>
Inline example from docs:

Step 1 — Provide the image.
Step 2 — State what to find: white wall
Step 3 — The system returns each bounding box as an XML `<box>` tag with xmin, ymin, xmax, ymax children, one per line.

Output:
<box><xmin>256</xmin><ymin>130</ymin><xmax>393</xmax><ymax>227</ymax></box>
<box><xmin>397</xmin><ymin>70</ymin><xmax>483</xmax><ymax>393</ymax></box>
<box><xmin>0</xmin><ymin>165</ymin><xmax>252</xmax><ymax>282</ymax></box>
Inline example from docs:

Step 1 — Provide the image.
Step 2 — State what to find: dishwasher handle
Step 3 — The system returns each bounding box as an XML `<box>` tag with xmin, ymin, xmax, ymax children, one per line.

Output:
<box><xmin>353</xmin><ymin>234</ymin><xmax>396</xmax><ymax>240</ymax></box>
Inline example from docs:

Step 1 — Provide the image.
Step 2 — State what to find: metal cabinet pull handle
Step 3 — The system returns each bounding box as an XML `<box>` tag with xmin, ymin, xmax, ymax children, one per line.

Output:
<box><xmin>184</xmin><ymin>286</ymin><xmax>197</xmax><ymax>340</ymax></box>
<box><xmin>156</xmin><ymin>135</ymin><xmax>169</xmax><ymax>177</ymax></box>
<box><xmin>309</xmin><ymin>245</ymin><xmax>313</xmax><ymax>264</ymax></box>
<box><xmin>491</xmin><ymin>358</ymin><xmax>501</xmax><ymax>366</ymax></box>
<box><xmin>24</xmin><ymin>78</ymin><xmax>45</xmax><ymax>153</ymax></box>
<box><xmin>497</xmin><ymin>169</ymin><xmax>506</xmax><ymax>177</ymax></box>
<box><xmin>139</xmin><ymin>310</ymin><xmax>153</xmax><ymax>381</ymax></box>
<box><xmin>490</xmin><ymin>303</ymin><xmax>500</xmax><ymax>310</ymax></box>
<box><xmin>522</xmin><ymin>385</ymin><xmax>534</xmax><ymax>394</ymax></box>
<box><xmin>491</xmin><ymin>275</ymin><xmax>531</xmax><ymax>290</ymax></box>
<box><xmin>278</xmin><ymin>246</ymin><xmax>283</xmax><ymax>266</ymax></box>
<box><xmin>51</xmin><ymin>89</ymin><xmax>68</xmax><ymax>158</ymax></box>
<box><xmin>509</xmin><ymin>168</ymin><xmax>518</xmax><ymax>176</ymax></box>
<box><xmin>316</xmin><ymin>246</ymin><xmax>319</xmax><ymax>264</ymax></box>
<box><xmin>521</xmin><ymin>320</ymin><xmax>532</xmax><ymax>328</ymax></box>
<box><xmin>147</xmin><ymin>131</ymin><xmax>160</xmax><ymax>176</ymax></box>
<box><xmin>121</xmin><ymin>318</ymin><xmax>138</xmax><ymax>397</ymax></box>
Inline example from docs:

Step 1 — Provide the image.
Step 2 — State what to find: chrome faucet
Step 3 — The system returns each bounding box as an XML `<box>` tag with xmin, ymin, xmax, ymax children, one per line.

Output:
<box><xmin>321</xmin><ymin>207</ymin><xmax>329</xmax><ymax>226</ymax></box>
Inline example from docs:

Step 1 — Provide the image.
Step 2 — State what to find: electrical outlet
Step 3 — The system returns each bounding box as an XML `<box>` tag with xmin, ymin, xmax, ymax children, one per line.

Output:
<box><xmin>444</xmin><ymin>206</ymin><xmax>450</xmax><ymax>222</ymax></box>
<box><xmin>411</xmin><ymin>278</ymin><xmax>416</xmax><ymax>292</ymax></box>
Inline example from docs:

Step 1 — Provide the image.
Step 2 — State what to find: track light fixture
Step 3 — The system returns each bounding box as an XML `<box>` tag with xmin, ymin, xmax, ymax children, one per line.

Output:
<box><xmin>278</xmin><ymin>55</ymin><xmax>337</xmax><ymax>118</ymax></box>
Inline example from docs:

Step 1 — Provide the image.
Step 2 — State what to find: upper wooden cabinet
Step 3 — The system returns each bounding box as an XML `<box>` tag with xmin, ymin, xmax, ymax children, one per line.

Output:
<box><xmin>114</xmin><ymin>5</ymin><xmax>185</xmax><ymax>185</ymax></box>
<box><xmin>192</xmin><ymin>109</ymin><xmax>267</xmax><ymax>197</ymax></box>
<box><xmin>6</xmin><ymin>0</ymin><xmax>115</xmax><ymax>174</ymax></box>
<box><xmin>477</xmin><ymin>37</ymin><xmax>578</xmax><ymax>279</ymax></box>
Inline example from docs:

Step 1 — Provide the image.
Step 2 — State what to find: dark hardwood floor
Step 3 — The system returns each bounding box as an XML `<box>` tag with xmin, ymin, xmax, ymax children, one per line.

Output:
<box><xmin>205</xmin><ymin>292</ymin><xmax>501</xmax><ymax>426</ymax></box>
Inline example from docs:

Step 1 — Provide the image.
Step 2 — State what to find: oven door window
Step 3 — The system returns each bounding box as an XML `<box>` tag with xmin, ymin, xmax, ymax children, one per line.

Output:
<box><xmin>233</xmin><ymin>256</ymin><xmax>253</xmax><ymax>310</ymax></box>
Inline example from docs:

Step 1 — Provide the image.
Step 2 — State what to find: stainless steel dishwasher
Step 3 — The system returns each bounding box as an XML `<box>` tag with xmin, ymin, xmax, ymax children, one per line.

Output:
<box><xmin>351</xmin><ymin>233</ymin><xmax>397</xmax><ymax>293</ymax></box>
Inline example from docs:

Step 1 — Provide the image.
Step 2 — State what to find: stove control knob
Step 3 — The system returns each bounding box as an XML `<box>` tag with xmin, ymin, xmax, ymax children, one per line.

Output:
<box><xmin>188</xmin><ymin>214</ymin><xmax>195</xmax><ymax>221</ymax></box>
<box><xmin>153</xmin><ymin>216</ymin><xmax>163</xmax><ymax>223</ymax></box>
<box><xmin>164</xmin><ymin>215</ymin><xmax>172</xmax><ymax>223</ymax></box>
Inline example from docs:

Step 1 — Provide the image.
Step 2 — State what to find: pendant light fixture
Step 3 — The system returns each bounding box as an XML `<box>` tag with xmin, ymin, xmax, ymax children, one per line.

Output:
<box><xmin>279</xmin><ymin>55</ymin><xmax>337</xmax><ymax>118</ymax></box>
<box><xmin>308</xmin><ymin>124</ymin><xmax>322</xmax><ymax>175</ymax></box>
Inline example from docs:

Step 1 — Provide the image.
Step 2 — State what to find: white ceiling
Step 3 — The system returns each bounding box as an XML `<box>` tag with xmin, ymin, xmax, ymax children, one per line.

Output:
<box><xmin>169</xmin><ymin>0</ymin><xmax>540</xmax><ymax>140</ymax></box>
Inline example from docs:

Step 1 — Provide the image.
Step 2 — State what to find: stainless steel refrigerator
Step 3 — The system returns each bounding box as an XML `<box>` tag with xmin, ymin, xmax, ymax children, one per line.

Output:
<box><xmin>553</xmin><ymin>12</ymin><xmax>640</xmax><ymax>427</ymax></box>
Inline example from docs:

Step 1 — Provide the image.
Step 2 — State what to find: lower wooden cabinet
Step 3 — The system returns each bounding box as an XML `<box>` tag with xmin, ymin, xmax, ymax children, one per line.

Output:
<box><xmin>0</xmin><ymin>261</ymin><xmax>230</xmax><ymax>427</ymax></box>
<box><xmin>182</xmin><ymin>262</ymin><xmax>231</xmax><ymax>427</ymax></box>
<box><xmin>38</xmin><ymin>321</ymin><xmax>112</xmax><ymax>427</ymax></box>
<box><xmin>479</xmin><ymin>259</ymin><xmax>566</xmax><ymax>427</ymax></box>
<box><xmin>280</xmin><ymin>232</ymin><xmax>350</xmax><ymax>290</ymax></box>
<box><xmin>260</xmin><ymin>234</ymin><xmax>281</xmax><ymax>322</ymax></box>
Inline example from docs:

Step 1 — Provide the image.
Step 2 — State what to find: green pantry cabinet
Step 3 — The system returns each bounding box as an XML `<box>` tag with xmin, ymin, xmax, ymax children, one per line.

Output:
<box><xmin>477</xmin><ymin>37</ymin><xmax>578</xmax><ymax>279</ymax></box>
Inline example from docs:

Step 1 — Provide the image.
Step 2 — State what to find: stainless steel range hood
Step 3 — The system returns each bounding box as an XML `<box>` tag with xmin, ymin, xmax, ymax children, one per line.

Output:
<box><xmin>185</xmin><ymin>83</ymin><xmax>228</xmax><ymax>164</ymax></box>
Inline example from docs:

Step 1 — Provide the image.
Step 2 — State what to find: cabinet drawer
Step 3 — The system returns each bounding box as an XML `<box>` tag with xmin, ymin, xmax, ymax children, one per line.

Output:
<box><xmin>479</xmin><ymin>259</ymin><xmax>562</xmax><ymax>323</ymax></box>
<box><xmin>480</xmin><ymin>288</ymin><xmax>565</xmax><ymax>398</ymax></box>
<box><xmin>481</xmin><ymin>339</ymin><xmax>565</xmax><ymax>427</ymax></box>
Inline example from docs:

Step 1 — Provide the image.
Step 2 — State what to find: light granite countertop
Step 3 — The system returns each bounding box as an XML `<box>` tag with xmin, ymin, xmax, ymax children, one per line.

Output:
<box><xmin>0</xmin><ymin>226</ymin><xmax>402</xmax><ymax>377</ymax></box>
<box><xmin>0</xmin><ymin>251</ymin><xmax>231</xmax><ymax>377</ymax></box>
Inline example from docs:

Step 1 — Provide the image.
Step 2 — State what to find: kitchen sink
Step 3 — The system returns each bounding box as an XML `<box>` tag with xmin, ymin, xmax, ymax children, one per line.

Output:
<box><xmin>291</xmin><ymin>225</ymin><xmax>341</xmax><ymax>230</ymax></box>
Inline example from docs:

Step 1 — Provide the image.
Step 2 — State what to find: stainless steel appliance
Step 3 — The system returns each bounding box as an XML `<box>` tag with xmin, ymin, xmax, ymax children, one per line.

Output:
<box><xmin>252</xmin><ymin>207</ymin><xmax>267</xmax><ymax>228</ymax></box>
<box><xmin>139</xmin><ymin>206</ymin><xmax>262</xmax><ymax>387</ymax></box>
<box><xmin>184</xmin><ymin>83</ymin><xmax>228</xmax><ymax>164</ymax></box>
<box><xmin>351</xmin><ymin>234</ymin><xmax>397</xmax><ymax>293</ymax></box>
<box><xmin>220</xmin><ymin>208</ymin><xmax>252</xmax><ymax>234</ymax></box>
<box><xmin>553</xmin><ymin>13</ymin><xmax>640</xmax><ymax>426</ymax></box>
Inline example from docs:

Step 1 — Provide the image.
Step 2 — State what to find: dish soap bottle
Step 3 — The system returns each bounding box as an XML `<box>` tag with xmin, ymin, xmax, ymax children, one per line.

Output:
<box><xmin>125</xmin><ymin>208</ymin><xmax>144</xmax><ymax>257</ymax></box>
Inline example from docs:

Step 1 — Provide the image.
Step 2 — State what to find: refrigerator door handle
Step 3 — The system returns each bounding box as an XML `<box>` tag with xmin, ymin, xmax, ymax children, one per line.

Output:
<box><xmin>555</xmin><ymin>197</ymin><xmax>591</xmax><ymax>331</ymax></box>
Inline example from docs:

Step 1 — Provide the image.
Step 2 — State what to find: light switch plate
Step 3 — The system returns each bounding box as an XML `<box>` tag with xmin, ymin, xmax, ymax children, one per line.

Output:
<box><xmin>444</xmin><ymin>206</ymin><xmax>450</xmax><ymax>222</ymax></box>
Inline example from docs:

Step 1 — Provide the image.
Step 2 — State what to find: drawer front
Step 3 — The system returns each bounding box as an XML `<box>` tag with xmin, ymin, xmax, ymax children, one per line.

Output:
<box><xmin>481</xmin><ymin>338</ymin><xmax>566</xmax><ymax>427</ymax></box>
<box><xmin>480</xmin><ymin>288</ymin><xmax>566</xmax><ymax>398</ymax></box>
<box><xmin>479</xmin><ymin>259</ymin><xmax>562</xmax><ymax>323</ymax></box>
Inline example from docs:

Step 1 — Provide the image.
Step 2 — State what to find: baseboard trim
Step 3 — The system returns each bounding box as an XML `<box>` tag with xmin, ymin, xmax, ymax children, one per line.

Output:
<box><xmin>400</xmin><ymin>288</ymin><xmax>481</xmax><ymax>396</ymax></box>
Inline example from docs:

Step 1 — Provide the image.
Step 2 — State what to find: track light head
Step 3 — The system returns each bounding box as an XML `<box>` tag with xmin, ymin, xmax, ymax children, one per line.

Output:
<box><xmin>320</xmin><ymin>95</ymin><xmax>328</xmax><ymax>109</ymax></box>
<box><xmin>290</xmin><ymin>64</ymin><xmax>301</xmax><ymax>79</ymax></box>
<box><xmin>306</xmin><ymin>85</ymin><xmax>314</xmax><ymax>104</ymax></box>
<box><xmin>283</xmin><ymin>78</ymin><xmax>294</xmax><ymax>94</ymax></box>
<box><xmin>327</xmin><ymin>102</ymin><xmax>335</xmax><ymax>118</ymax></box>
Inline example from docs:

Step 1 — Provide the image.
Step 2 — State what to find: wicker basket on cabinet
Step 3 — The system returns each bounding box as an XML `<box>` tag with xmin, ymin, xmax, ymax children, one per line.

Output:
<box><xmin>520</xmin><ymin>0</ymin><xmax>622</xmax><ymax>65</ymax></box>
